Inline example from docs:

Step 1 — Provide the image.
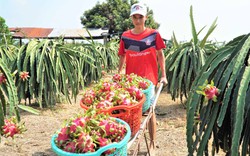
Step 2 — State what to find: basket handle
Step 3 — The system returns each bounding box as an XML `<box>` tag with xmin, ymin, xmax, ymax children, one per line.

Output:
<box><xmin>100</xmin><ymin>105</ymin><xmax>130</xmax><ymax>117</ymax></box>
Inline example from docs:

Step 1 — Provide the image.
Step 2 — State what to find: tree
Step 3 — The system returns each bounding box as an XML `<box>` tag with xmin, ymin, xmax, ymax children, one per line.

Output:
<box><xmin>0</xmin><ymin>16</ymin><xmax>12</xmax><ymax>45</ymax></box>
<box><xmin>80</xmin><ymin>0</ymin><xmax>160</xmax><ymax>35</ymax></box>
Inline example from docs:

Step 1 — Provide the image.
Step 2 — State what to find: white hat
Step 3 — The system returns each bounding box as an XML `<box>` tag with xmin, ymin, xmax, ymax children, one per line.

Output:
<box><xmin>130</xmin><ymin>3</ymin><xmax>147</xmax><ymax>16</ymax></box>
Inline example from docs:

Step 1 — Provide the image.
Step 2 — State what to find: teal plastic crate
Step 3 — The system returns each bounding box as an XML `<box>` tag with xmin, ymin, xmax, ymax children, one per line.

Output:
<box><xmin>142</xmin><ymin>80</ymin><xmax>154</xmax><ymax>113</ymax></box>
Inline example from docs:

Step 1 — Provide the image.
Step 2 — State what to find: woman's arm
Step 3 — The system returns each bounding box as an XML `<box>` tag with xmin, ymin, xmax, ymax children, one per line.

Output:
<box><xmin>157</xmin><ymin>49</ymin><xmax>167</xmax><ymax>84</ymax></box>
<box><xmin>118</xmin><ymin>54</ymin><xmax>126</xmax><ymax>74</ymax></box>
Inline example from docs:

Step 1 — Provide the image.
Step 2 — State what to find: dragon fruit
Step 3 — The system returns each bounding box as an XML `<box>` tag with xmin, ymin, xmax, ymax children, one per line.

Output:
<box><xmin>99</xmin><ymin>120</ymin><xmax>116</xmax><ymax>136</ymax></box>
<box><xmin>56</xmin><ymin>127</ymin><xmax>69</xmax><ymax>146</ymax></box>
<box><xmin>139</xmin><ymin>80</ymin><xmax>149</xmax><ymax>90</ymax></box>
<box><xmin>196</xmin><ymin>80</ymin><xmax>220</xmax><ymax>102</ymax></box>
<box><xmin>64</xmin><ymin>141</ymin><xmax>76</xmax><ymax>153</ymax></box>
<box><xmin>120</xmin><ymin>97</ymin><xmax>132</xmax><ymax>106</ymax></box>
<box><xmin>102</xmin><ymin>82</ymin><xmax>111</xmax><ymax>92</ymax></box>
<box><xmin>105</xmin><ymin>91</ymin><xmax>115</xmax><ymax>101</ymax></box>
<box><xmin>96</xmin><ymin>100</ymin><xmax>113</xmax><ymax>109</ymax></box>
<box><xmin>97</xmin><ymin>137</ymin><xmax>115</xmax><ymax>154</ymax></box>
<box><xmin>0</xmin><ymin>72</ymin><xmax>6</xmax><ymax>84</ymax></box>
<box><xmin>204</xmin><ymin>86</ymin><xmax>219</xmax><ymax>101</ymax></box>
<box><xmin>77</xmin><ymin>132</ymin><xmax>96</xmax><ymax>153</ymax></box>
<box><xmin>126</xmin><ymin>86</ymin><xmax>143</xmax><ymax>100</ymax></box>
<box><xmin>112</xmin><ymin>74</ymin><xmax>121</xmax><ymax>82</ymax></box>
<box><xmin>2</xmin><ymin>121</ymin><xmax>19</xmax><ymax>138</ymax></box>
<box><xmin>73</xmin><ymin>117</ymin><xmax>86</xmax><ymax>127</ymax></box>
<box><xmin>81</xmin><ymin>89</ymin><xmax>96</xmax><ymax>106</ymax></box>
<box><xmin>1</xmin><ymin>117</ymin><xmax>26</xmax><ymax>138</ymax></box>
<box><xmin>126</xmin><ymin>74</ymin><xmax>133</xmax><ymax>82</ymax></box>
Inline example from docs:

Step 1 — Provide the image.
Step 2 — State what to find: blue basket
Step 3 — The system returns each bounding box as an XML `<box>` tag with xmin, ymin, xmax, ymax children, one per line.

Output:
<box><xmin>142</xmin><ymin>80</ymin><xmax>154</xmax><ymax>113</ymax></box>
<box><xmin>51</xmin><ymin>118</ymin><xmax>131</xmax><ymax>156</ymax></box>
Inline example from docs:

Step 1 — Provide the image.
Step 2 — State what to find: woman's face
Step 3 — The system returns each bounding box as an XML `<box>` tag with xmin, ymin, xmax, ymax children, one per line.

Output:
<box><xmin>131</xmin><ymin>14</ymin><xmax>147</xmax><ymax>27</ymax></box>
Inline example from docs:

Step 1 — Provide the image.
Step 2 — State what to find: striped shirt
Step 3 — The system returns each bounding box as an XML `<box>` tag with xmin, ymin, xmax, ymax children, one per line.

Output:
<box><xmin>118</xmin><ymin>28</ymin><xmax>166</xmax><ymax>85</ymax></box>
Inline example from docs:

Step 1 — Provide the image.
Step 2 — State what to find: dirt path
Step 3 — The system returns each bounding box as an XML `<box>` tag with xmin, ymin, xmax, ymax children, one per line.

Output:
<box><xmin>0</xmin><ymin>87</ymin><xmax>188</xmax><ymax>156</ymax></box>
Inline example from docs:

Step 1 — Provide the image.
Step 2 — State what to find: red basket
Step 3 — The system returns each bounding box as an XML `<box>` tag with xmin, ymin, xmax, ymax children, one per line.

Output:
<box><xmin>80</xmin><ymin>94</ymin><xmax>146</xmax><ymax>137</ymax></box>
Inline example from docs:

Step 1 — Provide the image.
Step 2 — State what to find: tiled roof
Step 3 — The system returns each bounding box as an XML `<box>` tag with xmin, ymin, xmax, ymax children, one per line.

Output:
<box><xmin>10</xmin><ymin>27</ymin><xmax>53</xmax><ymax>38</ymax></box>
<box><xmin>9</xmin><ymin>27</ymin><xmax>109</xmax><ymax>39</ymax></box>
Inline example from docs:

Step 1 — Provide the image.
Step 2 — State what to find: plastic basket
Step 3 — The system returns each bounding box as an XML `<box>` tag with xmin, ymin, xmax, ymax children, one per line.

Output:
<box><xmin>51</xmin><ymin>118</ymin><xmax>131</xmax><ymax>156</ymax></box>
<box><xmin>142</xmin><ymin>80</ymin><xmax>154</xmax><ymax>113</ymax></box>
<box><xmin>80</xmin><ymin>94</ymin><xmax>146</xmax><ymax>137</ymax></box>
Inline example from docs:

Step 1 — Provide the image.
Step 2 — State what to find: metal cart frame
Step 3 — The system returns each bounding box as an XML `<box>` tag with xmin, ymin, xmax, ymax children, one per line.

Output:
<box><xmin>127</xmin><ymin>83</ymin><xmax>164</xmax><ymax>156</ymax></box>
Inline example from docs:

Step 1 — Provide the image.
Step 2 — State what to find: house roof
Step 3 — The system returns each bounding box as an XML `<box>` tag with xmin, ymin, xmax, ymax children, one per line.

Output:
<box><xmin>9</xmin><ymin>27</ymin><xmax>109</xmax><ymax>39</ymax></box>
<box><xmin>9</xmin><ymin>27</ymin><xmax>53</xmax><ymax>38</ymax></box>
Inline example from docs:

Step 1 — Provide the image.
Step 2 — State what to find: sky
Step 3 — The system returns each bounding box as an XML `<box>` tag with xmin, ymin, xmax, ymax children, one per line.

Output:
<box><xmin>1</xmin><ymin>0</ymin><xmax>250</xmax><ymax>42</ymax></box>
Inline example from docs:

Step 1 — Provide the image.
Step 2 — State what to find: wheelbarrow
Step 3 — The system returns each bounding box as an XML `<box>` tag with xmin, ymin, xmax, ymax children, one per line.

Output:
<box><xmin>127</xmin><ymin>82</ymin><xmax>164</xmax><ymax>156</ymax></box>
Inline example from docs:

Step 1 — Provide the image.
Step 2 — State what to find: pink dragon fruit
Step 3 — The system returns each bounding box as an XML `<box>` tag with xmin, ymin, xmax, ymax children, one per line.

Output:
<box><xmin>126</xmin><ymin>86</ymin><xmax>143</xmax><ymax>100</ymax></box>
<box><xmin>97</xmin><ymin>137</ymin><xmax>110</xmax><ymax>147</ymax></box>
<box><xmin>120</xmin><ymin>97</ymin><xmax>132</xmax><ymax>106</ymax></box>
<box><xmin>112</xmin><ymin>82</ymin><xmax>122</xmax><ymax>89</ymax></box>
<box><xmin>139</xmin><ymin>80</ymin><xmax>149</xmax><ymax>90</ymax></box>
<box><xmin>81</xmin><ymin>89</ymin><xmax>96</xmax><ymax>106</ymax></box>
<box><xmin>99</xmin><ymin>120</ymin><xmax>116</xmax><ymax>136</ymax></box>
<box><xmin>1</xmin><ymin>117</ymin><xmax>26</xmax><ymax>138</ymax></box>
<box><xmin>77</xmin><ymin>132</ymin><xmax>96</xmax><ymax>153</ymax></box>
<box><xmin>2</xmin><ymin>120</ymin><xmax>19</xmax><ymax>138</ymax></box>
<box><xmin>96</xmin><ymin>100</ymin><xmax>113</xmax><ymax>109</ymax></box>
<box><xmin>204</xmin><ymin>85</ymin><xmax>220</xmax><ymax>101</ymax></box>
<box><xmin>56</xmin><ymin>127</ymin><xmax>69</xmax><ymax>146</ymax></box>
<box><xmin>112</xmin><ymin>74</ymin><xmax>121</xmax><ymax>82</ymax></box>
<box><xmin>105</xmin><ymin>91</ymin><xmax>115</xmax><ymax>101</ymax></box>
<box><xmin>196</xmin><ymin>80</ymin><xmax>220</xmax><ymax>102</ymax></box>
<box><xmin>73</xmin><ymin>117</ymin><xmax>86</xmax><ymax>127</ymax></box>
<box><xmin>102</xmin><ymin>82</ymin><xmax>111</xmax><ymax>92</ymax></box>
<box><xmin>126</xmin><ymin>74</ymin><xmax>133</xmax><ymax>82</ymax></box>
<box><xmin>0</xmin><ymin>72</ymin><xmax>7</xmax><ymax>84</ymax></box>
<box><xmin>97</xmin><ymin>137</ymin><xmax>115</xmax><ymax>154</ymax></box>
<box><xmin>64</xmin><ymin>141</ymin><xmax>76</xmax><ymax>153</ymax></box>
<box><xmin>68</xmin><ymin>117</ymin><xmax>87</xmax><ymax>133</ymax></box>
<box><xmin>81</xmin><ymin>97</ymin><xmax>93</xmax><ymax>106</ymax></box>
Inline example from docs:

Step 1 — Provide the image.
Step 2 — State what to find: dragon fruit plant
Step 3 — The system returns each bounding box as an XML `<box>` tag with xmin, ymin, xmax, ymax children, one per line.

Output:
<box><xmin>187</xmin><ymin>34</ymin><xmax>250</xmax><ymax>156</ymax></box>
<box><xmin>52</xmin><ymin>108</ymin><xmax>129</xmax><ymax>154</ymax></box>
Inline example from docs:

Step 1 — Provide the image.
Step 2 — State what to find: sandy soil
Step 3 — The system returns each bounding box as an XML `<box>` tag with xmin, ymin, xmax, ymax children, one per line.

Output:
<box><xmin>0</xmin><ymin>85</ymin><xmax>223</xmax><ymax>156</ymax></box>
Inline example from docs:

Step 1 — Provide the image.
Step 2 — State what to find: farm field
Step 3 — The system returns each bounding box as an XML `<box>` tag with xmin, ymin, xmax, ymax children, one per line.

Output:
<box><xmin>0</xmin><ymin>85</ymin><xmax>225</xmax><ymax>156</ymax></box>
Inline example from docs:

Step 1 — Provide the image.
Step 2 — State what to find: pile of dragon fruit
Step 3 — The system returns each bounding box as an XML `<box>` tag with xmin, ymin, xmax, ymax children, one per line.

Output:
<box><xmin>55</xmin><ymin>108</ymin><xmax>128</xmax><ymax>154</ymax></box>
<box><xmin>80</xmin><ymin>73</ymin><xmax>150</xmax><ymax>109</ymax></box>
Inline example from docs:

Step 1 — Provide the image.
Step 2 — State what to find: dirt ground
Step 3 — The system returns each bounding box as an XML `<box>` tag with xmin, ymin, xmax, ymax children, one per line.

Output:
<box><xmin>0</xmin><ymin>82</ymin><xmax>223</xmax><ymax>156</ymax></box>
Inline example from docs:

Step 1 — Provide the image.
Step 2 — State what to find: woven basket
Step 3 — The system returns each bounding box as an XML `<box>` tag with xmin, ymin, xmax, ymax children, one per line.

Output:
<box><xmin>80</xmin><ymin>94</ymin><xmax>145</xmax><ymax>137</ymax></box>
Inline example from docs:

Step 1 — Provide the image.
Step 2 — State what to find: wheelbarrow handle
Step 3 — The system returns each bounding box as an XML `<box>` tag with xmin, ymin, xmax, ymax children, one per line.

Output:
<box><xmin>151</xmin><ymin>82</ymin><xmax>164</xmax><ymax>110</ymax></box>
